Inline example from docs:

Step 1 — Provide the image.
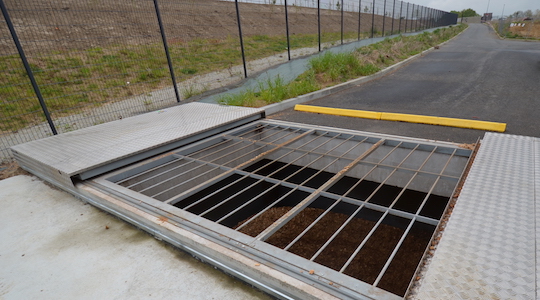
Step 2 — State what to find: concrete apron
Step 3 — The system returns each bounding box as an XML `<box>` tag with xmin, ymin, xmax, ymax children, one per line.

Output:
<box><xmin>0</xmin><ymin>175</ymin><xmax>271</xmax><ymax>300</ymax></box>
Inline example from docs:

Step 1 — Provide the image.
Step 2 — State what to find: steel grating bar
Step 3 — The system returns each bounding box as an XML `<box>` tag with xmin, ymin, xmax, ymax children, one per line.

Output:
<box><xmin>191</xmin><ymin>131</ymin><xmax>345</xmax><ymax>214</ymax></box>
<box><xmin>256</xmin><ymin>139</ymin><xmax>385</xmax><ymax>241</ymax></box>
<box><xmin>117</xmin><ymin>125</ymin><xmax>268</xmax><ymax>186</ymax></box>
<box><xmin>216</xmin><ymin>184</ymin><xmax>292</xmax><ymax>225</ymax></box>
<box><xmin>283</xmin><ymin>142</ymin><xmax>416</xmax><ymax>253</ymax></box>
<box><xmin>149</xmin><ymin>166</ymin><xmax>223</xmax><ymax>199</ymax></box>
<box><xmin>117</xmin><ymin>157</ymin><xmax>185</xmax><ymax>186</ymax></box>
<box><xmin>217</xmin><ymin>134</ymin><xmax>360</xmax><ymax>230</ymax></box>
<box><xmin>308</xmin><ymin>146</ymin><xmax>438</xmax><ymax>262</ymax></box>
<box><xmin>198</xmin><ymin>132</ymin><xmax>350</xmax><ymax>218</ymax></box>
<box><xmin>372</xmin><ymin>148</ymin><xmax>456</xmax><ymax>287</ymax></box>
<box><xmin>254</xmin><ymin>133</ymin><xmax>368</xmax><ymax>196</ymax></box>
<box><xmin>136</xmin><ymin>160</ymin><xmax>204</xmax><ymax>192</ymax></box>
<box><xmin>159</xmin><ymin>139</ymin><xmax>277</xmax><ymax>201</ymax></box>
<box><xmin>162</xmin><ymin>130</ymin><xmax>316</xmax><ymax>204</ymax></box>
<box><xmin>183</xmin><ymin>127</ymin><xmax>306</xmax><ymax>167</ymax></box>
<box><xmin>338</xmin><ymin>193</ymin><xmax>439</xmax><ymax>226</ymax></box>
<box><xmin>177</xmin><ymin>124</ymin><xmax>274</xmax><ymax>157</ymax></box>
<box><xmin>232</xmin><ymin>187</ymin><xmax>302</xmax><ymax>231</ymax></box>
<box><xmin>179</xmin><ymin>131</ymin><xmax>332</xmax><ymax>212</ymax></box>
<box><xmin>338</xmin><ymin>144</ymin><xmax>424</xmax><ymax>273</ymax></box>
<box><xmin>283</xmin><ymin>199</ymin><xmax>343</xmax><ymax>251</ymax></box>
<box><xmin>185</xmin><ymin>127</ymin><xmax>270</xmax><ymax>158</ymax></box>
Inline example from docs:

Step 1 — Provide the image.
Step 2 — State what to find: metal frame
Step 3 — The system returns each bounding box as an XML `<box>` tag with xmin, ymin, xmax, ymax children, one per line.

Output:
<box><xmin>90</xmin><ymin>120</ymin><xmax>472</xmax><ymax>299</ymax></box>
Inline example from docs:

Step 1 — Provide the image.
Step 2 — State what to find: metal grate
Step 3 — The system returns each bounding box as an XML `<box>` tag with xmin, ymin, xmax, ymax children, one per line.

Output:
<box><xmin>98</xmin><ymin>120</ymin><xmax>472</xmax><ymax>298</ymax></box>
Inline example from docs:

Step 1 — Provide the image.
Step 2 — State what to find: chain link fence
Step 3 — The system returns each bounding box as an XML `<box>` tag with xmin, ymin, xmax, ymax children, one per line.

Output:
<box><xmin>0</xmin><ymin>0</ymin><xmax>457</xmax><ymax>161</ymax></box>
<box><xmin>495</xmin><ymin>14</ymin><xmax>540</xmax><ymax>39</ymax></box>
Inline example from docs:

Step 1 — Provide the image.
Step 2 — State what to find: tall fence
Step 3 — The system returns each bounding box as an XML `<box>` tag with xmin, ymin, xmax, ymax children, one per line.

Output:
<box><xmin>0</xmin><ymin>0</ymin><xmax>456</xmax><ymax>161</ymax></box>
<box><xmin>494</xmin><ymin>15</ymin><xmax>540</xmax><ymax>39</ymax></box>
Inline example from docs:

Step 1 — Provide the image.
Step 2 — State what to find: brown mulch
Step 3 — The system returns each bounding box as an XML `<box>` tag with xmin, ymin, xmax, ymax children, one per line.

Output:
<box><xmin>0</xmin><ymin>160</ymin><xmax>29</xmax><ymax>180</ymax></box>
<box><xmin>237</xmin><ymin>206</ymin><xmax>432</xmax><ymax>296</ymax></box>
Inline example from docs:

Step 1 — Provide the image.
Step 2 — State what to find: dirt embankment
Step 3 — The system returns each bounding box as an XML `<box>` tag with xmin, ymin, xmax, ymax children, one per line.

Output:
<box><xmin>508</xmin><ymin>21</ymin><xmax>540</xmax><ymax>38</ymax></box>
<box><xmin>1</xmin><ymin>0</ymin><xmax>397</xmax><ymax>54</ymax></box>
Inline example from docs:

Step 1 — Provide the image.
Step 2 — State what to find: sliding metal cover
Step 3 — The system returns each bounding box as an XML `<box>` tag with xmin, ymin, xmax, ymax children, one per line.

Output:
<box><xmin>93</xmin><ymin>120</ymin><xmax>472</xmax><ymax>299</ymax></box>
<box><xmin>11</xmin><ymin>103</ymin><xmax>264</xmax><ymax>185</ymax></box>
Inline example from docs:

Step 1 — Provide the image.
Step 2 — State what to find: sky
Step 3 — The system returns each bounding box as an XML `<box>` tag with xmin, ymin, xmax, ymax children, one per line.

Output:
<box><xmin>417</xmin><ymin>0</ymin><xmax>539</xmax><ymax>17</ymax></box>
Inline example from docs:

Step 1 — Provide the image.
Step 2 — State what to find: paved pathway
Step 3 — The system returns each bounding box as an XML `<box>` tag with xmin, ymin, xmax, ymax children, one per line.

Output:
<box><xmin>271</xmin><ymin>24</ymin><xmax>540</xmax><ymax>143</ymax></box>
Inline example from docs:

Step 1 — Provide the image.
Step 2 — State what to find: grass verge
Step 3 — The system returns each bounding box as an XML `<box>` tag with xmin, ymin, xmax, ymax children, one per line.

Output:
<box><xmin>0</xmin><ymin>31</ymin><xmax>366</xmax><ymax>132</ymax></box>
<box><xmin>218</xmin><ymin>24</ymin><xmax>467</xmax><ymax>107</ymax></box>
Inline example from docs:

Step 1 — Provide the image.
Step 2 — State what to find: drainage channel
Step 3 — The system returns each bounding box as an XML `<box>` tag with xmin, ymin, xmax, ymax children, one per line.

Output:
<box><xmin>88</xmin><ymin>120</ymin><xmax>473</xmax><ymax>299</ymax></box>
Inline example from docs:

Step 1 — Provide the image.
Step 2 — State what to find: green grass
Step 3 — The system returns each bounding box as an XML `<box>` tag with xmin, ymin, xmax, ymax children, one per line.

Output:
<box><xmin>218</xmin><ymin>24</ymin><xmax>467</xmax><ymax>107</ymax></box>
<box><xmin>1</xmin><ymin>31</ymin><xmax>362</xmax><ymax>132</ymax></box>
<box><xmin>0</xmin><ymin>26</ymin><xmax>465</xmax><ymax>132</ymax></box>
<box><xmin>218</xmin><ymin>73</ymin><xmax>319</xmax><ymax>107</ymax></box>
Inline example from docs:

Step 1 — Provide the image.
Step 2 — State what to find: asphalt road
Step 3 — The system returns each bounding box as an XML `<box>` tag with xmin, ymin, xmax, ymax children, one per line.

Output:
<box><xmin>270</xmin><ymin>23</ymin><xmax>540</xmax><ymax>143</ymax></box>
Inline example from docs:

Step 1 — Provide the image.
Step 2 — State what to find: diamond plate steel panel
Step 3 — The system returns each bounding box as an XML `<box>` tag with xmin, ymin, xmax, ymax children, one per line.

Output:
<box><xmin>11</xmin><ymin>103</ymin><xmax>263</xmax><ymax>177</ymax></box>
<box><xmin>414</xmin><ymin>133</ymin><xmax>537</xmax><ymax>300</ymax></box>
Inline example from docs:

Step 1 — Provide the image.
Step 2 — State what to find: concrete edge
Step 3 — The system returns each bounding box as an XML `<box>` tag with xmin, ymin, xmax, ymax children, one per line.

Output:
<box><xmin>75</xmin><ymin>183</ymin><xmax>341</xmax><ymax>300</ymax></box>
<box><xmin>263</xmin><ymin>24</ymin><xmax>469</xmax><ymax>116</ymax></box>
<box><xmin>294</xmin><ymin>105</ymin><xmax>506</xmax><ymax>132</ymax></box>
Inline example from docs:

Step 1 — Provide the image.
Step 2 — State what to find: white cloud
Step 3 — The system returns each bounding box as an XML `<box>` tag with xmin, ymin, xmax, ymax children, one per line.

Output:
<box><xmin>420</xmin><ymin>0</ymin><xmax>539</xmax><ymax>17</ymax></box>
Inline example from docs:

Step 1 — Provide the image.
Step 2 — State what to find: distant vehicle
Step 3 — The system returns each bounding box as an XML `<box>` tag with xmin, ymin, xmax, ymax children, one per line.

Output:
<box><xmin>523</xmin><ymin>17</ymin><xmax>532</xmax><ymax>21</ymax></box>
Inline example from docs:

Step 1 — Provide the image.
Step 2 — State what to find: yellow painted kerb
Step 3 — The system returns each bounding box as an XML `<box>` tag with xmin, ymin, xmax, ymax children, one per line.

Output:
<box><xmin>294</xmin><ymin>105</ymin><xmax>506</xmax><ymax>132</ymax></box>
<box><xmin>295</xmin><ymin>105</ymin><xmax>382</xmax><ymax>120</ymax></box>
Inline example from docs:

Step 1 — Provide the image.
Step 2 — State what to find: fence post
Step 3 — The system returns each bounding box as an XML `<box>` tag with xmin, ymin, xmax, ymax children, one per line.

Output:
<box><xmin>317</xmin><ymin>0</ymin><xmax>321</xmax><ymax>52</ymax></box>
<box><xmin>420</xmin><ymin>6</ymin><xmax>424</xmax><ymax>30</ymax></box>
<box><xmin>153</xmin><ymin>0</ymin><xmax>181</xmax><ymax>103</ymax></box>
<box><xmin>415</xmin><ymin>6</ymin><xmax>419</xmax><ymax>31</ymax></box>
<box><xmin>398</xmin><ymin>1</ymin><xmax>403</xmax><ymax>33</ymax></box>
<box><xmin>411</xmin><ymin>3</ymin><xmax>416</xmax><ymax>32</ymax></box>
<box><xmin>284</xmin><ymin>0</ymin><xmax>291</xmax><ymax>60</ymax></box>
<box><xmin>415</xmin><ymin>5</ymin><xmax>418</xmax><ymax>31</ymax></box>
<box><xmin>371</xmin><ymin>0</ymin><xmax>375</xmax><ymax>37</ymax></box>
<box><xmin>391</xmin><ymin>0</ymin><xmax>396</xmax><ymax>34</ymax></box>
<box><xmin>382</xmin><ymin>0</ymin><xmax>386</xmax><ymax>36</ymax></box>
<box><xmin>341</xmin><ymin>0</ymin><xmax>344</xmax><ymax>45</ymax></box>
<box><xmin>234</xmin><ymin>0</ymin><xmax>248</xmax><ymax>78</ymax></box>
<box><xmin>357</xmin><ymin>0</ymin><xmax>362</xmax><ymax>40</ymax></box>
<box><xmin>0</xmin><ymin>0</ymin><xmax>57</xmax><ymax>135</ymax></box>
<box><xmin>424</xmin><ymin>6</ymin><xmax>428</xmax><ymax>29</ymax></box>
<box><xmin>404</xmin><ymin>3</ymin><xmax>409</xmax><ymax>33</ymax></box>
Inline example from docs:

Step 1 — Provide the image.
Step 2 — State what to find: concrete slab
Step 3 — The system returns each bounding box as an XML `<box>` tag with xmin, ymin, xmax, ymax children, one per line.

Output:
<box><xmin>0</xmin><ymin>175</ymin><xmax>271</xmax><ymax>300</ymax></box>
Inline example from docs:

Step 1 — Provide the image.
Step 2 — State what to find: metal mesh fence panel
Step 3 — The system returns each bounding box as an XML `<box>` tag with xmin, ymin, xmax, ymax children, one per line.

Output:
<box><xmin>237</xmin><ymin>0</ymin><xmax>288</xmax><ymax>73</ymax></box>
<box><xmin>0</xmin><ymin>7</ymin><xmax>57</xmax><ymax>161</ymax></box>
<box><xmin>157</xmin><ymin>0</ymin><xmax>244</xmax><ymax>101</ymax></box>
<box><xmin>0</xmin><ymin>0</ymin><xmax>176</xmax><ymax>160</ymax></box>
<box><xmin>0</xmin><ymin>0</ymin><xmax>457</xmax><ymax>161</ymax></box>
<box><xmin>285</xmin><ymin>1</ymin><xmax>319</xmax><ymax>57</ymax></box>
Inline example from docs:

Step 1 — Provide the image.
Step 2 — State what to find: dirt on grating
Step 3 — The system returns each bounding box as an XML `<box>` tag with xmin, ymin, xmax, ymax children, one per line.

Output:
<box><xmin>237</xmin><ymin>206</ymin><xmax>432</xmax><ymax>297</ymax></box>
<box><xmin>0</xmin><ymin>161</ymin><xmax>29</xmax><ymax>180</ymax></box>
